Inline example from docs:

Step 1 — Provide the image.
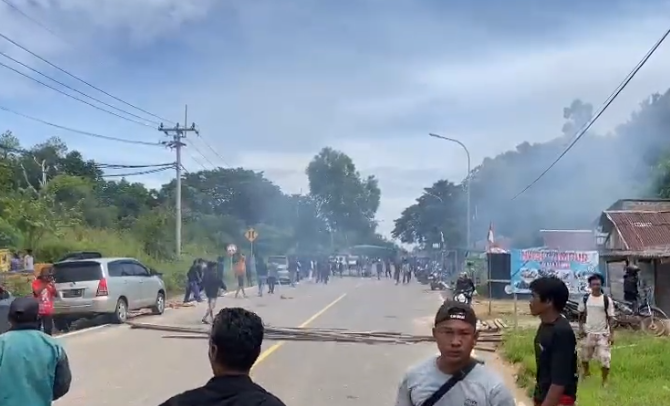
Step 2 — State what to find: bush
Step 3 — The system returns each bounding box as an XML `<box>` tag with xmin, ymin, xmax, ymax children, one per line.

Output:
<box><xmin>501</xmin><ymin>328</ymin><xmax>670</xmax><ymax>405</ymax></box>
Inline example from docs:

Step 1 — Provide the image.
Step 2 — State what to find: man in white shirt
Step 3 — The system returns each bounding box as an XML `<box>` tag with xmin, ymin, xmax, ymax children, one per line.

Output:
<box><xmin>23</xmin><ymin>249</ymin><xmax>34</xmax><ymax>273</ymax></box>
<box><xmin>577</xmin><ymin>273</ymin><xmax>614</xmax><ymax>386</ymax></box>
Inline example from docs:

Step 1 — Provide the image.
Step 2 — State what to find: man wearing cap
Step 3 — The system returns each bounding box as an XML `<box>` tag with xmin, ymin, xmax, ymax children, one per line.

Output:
<box><xmin>394</xmin><ymin>301</ymin><xmax>515</xmax><ymax>406</ymax></box>
<box><xmin>0</xmin><ymin>297</ymin><xmax>72</xmax><ymax>406</ymax></box>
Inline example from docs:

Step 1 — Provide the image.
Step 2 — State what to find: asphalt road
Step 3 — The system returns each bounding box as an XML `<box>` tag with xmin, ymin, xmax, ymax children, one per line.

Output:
<box><xmin>54</xmin><ymin>276</ymin><xmax>490</xmax><ymax>406</ymax></box>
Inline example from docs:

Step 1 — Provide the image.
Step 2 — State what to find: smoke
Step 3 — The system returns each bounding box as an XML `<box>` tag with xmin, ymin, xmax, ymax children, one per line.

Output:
<box><xmin>470</xmin><ymin>93</ymin><xmax>670</xmax><ymax>247</ymax></box>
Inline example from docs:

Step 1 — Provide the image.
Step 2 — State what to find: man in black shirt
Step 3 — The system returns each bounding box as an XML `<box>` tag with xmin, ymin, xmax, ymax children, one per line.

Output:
<box><xmin>160</xmin><ymin>307</ymin><xmax>286</xmax><ymax>406</ymax></box>
<box><xmin>528</xmin><ymin>276</ymin><xmax>578</xmax><ymax>406</ymax></box>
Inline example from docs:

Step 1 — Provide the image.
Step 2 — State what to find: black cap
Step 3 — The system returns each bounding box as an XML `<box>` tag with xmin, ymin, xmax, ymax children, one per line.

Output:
<box><xmin>435</xmin><ymin>301</ymin><xmax>478</xmax><ymax>327</ymax></box>
<box><xmin>8</xmin><ymin>297</ymin><xmax>40</xmax><ymax>324</ymax></box>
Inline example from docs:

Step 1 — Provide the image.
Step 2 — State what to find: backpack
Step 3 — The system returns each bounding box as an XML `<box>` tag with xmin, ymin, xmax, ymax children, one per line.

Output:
<box><xmin>581</xmin><ymin>293</ymin><xmax>610</xmax><ymax>317</ymax></box>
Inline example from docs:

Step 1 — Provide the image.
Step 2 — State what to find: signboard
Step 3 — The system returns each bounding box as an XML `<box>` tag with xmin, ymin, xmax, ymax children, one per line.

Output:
<box><xmin>508</xmin><ymin>249</ymin><xmax>601</xmax><ymax>294</ymax></box>
<box><xmin>226</xmin><ymin>244</ymin><xmax>237</xmax><ymax>256</ymax></box>
<box><xmin>245</xmin><ymin>228</ymin><xmax>258</xmax><ymax>242</ymax></box>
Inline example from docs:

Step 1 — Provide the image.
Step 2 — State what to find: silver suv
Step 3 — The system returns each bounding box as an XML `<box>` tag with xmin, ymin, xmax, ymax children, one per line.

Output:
<box><xmin>52</xmin><ymin>257</ymin><xmax>166</xmax><ymax>330</ymax></box>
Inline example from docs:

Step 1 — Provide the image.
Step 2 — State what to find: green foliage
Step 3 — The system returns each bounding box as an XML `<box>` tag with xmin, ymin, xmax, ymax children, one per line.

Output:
<box><xmin>501</xmin><ymin>328</ymin><xmax>670</xmax><ymax>405</ymax></box>
<box><xmin>0</xmin><ymin>135</ymin><xmax>393</xmax><ymax>294</ymax></box>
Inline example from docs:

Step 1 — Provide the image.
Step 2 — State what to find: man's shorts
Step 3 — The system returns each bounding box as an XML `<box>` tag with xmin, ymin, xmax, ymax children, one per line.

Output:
<box><xmin>580</xmin><ymin>332</ymin><xmax>611</xmax><ymax>368</ymax></box>
<box><xmin>237</xmin><ymin>275</ymin><xmax>244</xmax><ymax>288</ymax></box>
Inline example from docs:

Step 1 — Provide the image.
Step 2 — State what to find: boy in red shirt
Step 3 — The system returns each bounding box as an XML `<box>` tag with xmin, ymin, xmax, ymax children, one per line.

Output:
<box><xmin>32</xmin><ymin>267</ymin><xmax>57</xmax><ymax>335</ymax></box>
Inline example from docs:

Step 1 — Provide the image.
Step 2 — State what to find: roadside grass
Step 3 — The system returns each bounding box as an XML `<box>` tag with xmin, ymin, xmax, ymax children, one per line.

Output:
<box><xmin>501</xmin><ymin>328</ymin><xmax>670</xmax><ymax>405</ymax></box>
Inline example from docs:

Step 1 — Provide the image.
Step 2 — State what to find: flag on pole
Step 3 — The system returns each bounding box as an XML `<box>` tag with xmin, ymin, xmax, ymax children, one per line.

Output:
<box><xmin>487</xmin><ymin>223</ymin><xmax>495</xmax><ymax>248</ymax></box>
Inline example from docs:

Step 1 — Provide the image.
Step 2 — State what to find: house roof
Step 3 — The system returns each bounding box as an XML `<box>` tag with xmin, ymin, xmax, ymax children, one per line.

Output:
<box><xmin>604</xmin><ymin>210</ymin><xmax>670</xmax><ymax>252</ymax></box>
<box><xmin>540</xmin><ymin>229</ymin><xmax>596</xmax><ymax>251</ymax></box>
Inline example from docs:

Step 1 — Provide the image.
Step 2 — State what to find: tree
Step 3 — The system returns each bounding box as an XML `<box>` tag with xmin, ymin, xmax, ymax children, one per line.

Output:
<box><xmin>306</xmin><ymin>147</ymin><xmax>380</xmax><ymax>245</ymax></box>
<box><xmin>392</xmin><ymin>180</ymin><xmax>465</xmax><ymax>248</ymax></box>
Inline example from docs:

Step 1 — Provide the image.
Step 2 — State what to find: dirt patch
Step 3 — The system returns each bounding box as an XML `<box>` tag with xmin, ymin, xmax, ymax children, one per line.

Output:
<box><xmin>488</xmin><ymin>351</ymin><xmax>533</xmax><ymax>406</ymax></box>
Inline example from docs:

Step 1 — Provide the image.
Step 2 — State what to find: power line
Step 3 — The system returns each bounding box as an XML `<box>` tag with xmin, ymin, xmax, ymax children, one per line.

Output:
<box><xmin>0</xmin><ymin>0</ymin><xmax>69</xmax><ymax>45</ymax></box>
<box><xmin>0</xmin><ymin>105</ymin><xmax>162</xmax><ymax>146</ymax></box>
<box><xmin>0</xmin><ymin>51</ymin><xmax>161</xmax><ymax>125</ymax></box>
<box><xmin>0</xmin><ymin>60</ymin><xmax>153</xmax><ymax>127</ymax></box>
<box><xmin>101</xmin><ymin>166</ymin><xmax>174</xmax><ymax>178</ymax></box>
<box><xmin>185</xmin><ymin>139</ymin><xmax>217</xmax><ymax>168</ymax></box>
<box><xmin>96</xmin><ymin>162</ymin><xmax>174</xmax><ymax>169</ymax></box>
<box><xmin>0</xmin><ymin>30</ymin><xmax>174</xmax><ymax>125</ymax></box>
<box><xmin>194</xmin><ymin>133</ymin><xmax>231</xmax><ymax>167</ymax></box>
<box><xmin>511</xmin><ymin>27</ymin><xmax>670</xmax><ymax>200</ymax></box>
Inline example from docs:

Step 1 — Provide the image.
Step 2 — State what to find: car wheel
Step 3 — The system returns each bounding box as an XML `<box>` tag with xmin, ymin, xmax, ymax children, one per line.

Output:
<box><xmin>54</xmin><ymin>316</ymin><xmax>73</xmax><ymax>332</ymax></box>
<box><xmin>151</xmin><ymin>292</ymin><xmax>166</xmax><ymax>315</ymax></box>
<box><xmin>111</xmin><ymin>298</ymin><xmax>128</xmax><ymax>324</ymax></box>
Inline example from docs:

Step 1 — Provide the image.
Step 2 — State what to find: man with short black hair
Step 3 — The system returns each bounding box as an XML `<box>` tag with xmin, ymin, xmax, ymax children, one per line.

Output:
<box><xmin>0</xmin><ymin>297</ymin><xmax>72</xmax><ymax>405</ymax></box>
<box><xmin>578</xmin><ymin>273</ymin><xmax>614</xmax><ymax>386</ymax></box>
<box><xmin>160</xmin><ymin>307</ymin><xmax>286</xmax><ymax>406</ymax></box>
<box><xmin>394</xmin><ymin>301</ymin><xmax>515</xmax><ymax>406</ymax></box>
<box><xmin>528</xmin><ymin>276</ymin><xmax>578</xmax><ymax>406</ymax></box>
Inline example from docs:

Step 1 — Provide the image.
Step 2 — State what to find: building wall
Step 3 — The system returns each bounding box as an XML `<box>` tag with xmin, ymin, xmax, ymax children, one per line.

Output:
<box><xmin>606</xmin><ymin>260</ymin><xmax>655</xmax><ymax>303</ymax></box>
<box><xmin>655</xmin><ymin>259</ymin><xmax>670</xmax><ymax>314</ymax></box>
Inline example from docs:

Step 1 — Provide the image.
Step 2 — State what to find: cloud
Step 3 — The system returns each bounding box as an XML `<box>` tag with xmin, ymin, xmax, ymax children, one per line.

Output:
<box><xmin>2</xmin><ymin>0</ymin><xmax>670</xmax><ymax>238</ymax></box>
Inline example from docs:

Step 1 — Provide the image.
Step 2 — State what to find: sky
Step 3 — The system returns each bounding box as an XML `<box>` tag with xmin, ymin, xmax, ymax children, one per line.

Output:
<box><xmin>2</xmin><ymin>0</ymin><xmax>670</xmax><ymax>238</ymax></box>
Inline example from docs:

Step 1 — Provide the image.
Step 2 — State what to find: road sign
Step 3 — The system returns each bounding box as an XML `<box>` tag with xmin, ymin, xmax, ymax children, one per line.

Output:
<box><xmin>226</xmin><ymin>244</ymin><xmax>237</xmax><ymax>255</ymax></box>
<box><xmin>245</xmin><ymin>228</ymin><xmax>258</xmax><ymax>242</ymax></box>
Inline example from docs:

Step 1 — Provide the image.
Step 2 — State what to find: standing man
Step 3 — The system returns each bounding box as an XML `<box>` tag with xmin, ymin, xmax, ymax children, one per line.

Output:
<box><xmin>0</xmin><ymin>297</ymin><xmax>72</xmax><ymax>405</ymax></box>
<box><xmin>201</xmin><ymin>262</ymin><xmax>222</xmax><ymax>325</ymax></box>
<box><xmin>578</xmin><ymin>274</ymin><xmax>614</xmax><ymax>386</ymax></box>
<box><xmin>234</xmin><ymin>254</ymin><xmax>248</xmax><ymax>299</ymax></box>
<box><xmin>385</xmin><ymin>258</ymin><xmax>392</xmax><ymax>278</ymax></box>
<box><xmin>623</xmin><ymin>263</ymin><xmax>640</xmax><ymax>312</ymax></box>
<box><xmin>393</xmin><ymin>257</ymin><xmax>402</xmax><ymax>285</ymax></box>
<box><xmin>267</xmin><ymin>260</ymin><xmax>278</xmax><ymax>294</ymax></box>
<box><xmin>394</xmin><ymin>301</ymin><xmax>515</xmax><ymax>406</ymax></box>
<box><xmin>184</xmin><ymin>260</ymin><xmax>203</xmax><ymax>304</ymax></box>
<box><xmin>528</xmin><ymin>276</ymin><xmax>578</xmax><ymax>406</ymax></box>
<box><xmin>160</xmin><ymin>308</ymin><xmax>287</xmax><ymax>406</ymax></box>
<box><xmin>288</xmin><ymin>256</ymin><xmax>298</xmax><ymax>288</ymax></box>
<box><xmin>23</xmin><ymin>248</ymin><xmax>34</xmax><ymax>273</ymax></box>
<box><xmin>255</xmin><ymin>255</ymin><xmax>268</xmax><ymax>297</ymax></box>
<box><xmin>31</xmin><ymin>267</ymin><xmax>57</xmax><ymax>335</ymax></box>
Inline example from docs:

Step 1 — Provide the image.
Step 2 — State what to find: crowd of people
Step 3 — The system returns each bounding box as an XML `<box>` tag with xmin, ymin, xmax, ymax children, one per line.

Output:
<box><xmin>5</xmin><ymin>248</ymin><xmax>35</xmax><ymax>273</ymax></box>
<box><xmin>0</xmin><ymin>244</ymin><xmax>596</xmax><ymax>406</ymax></box>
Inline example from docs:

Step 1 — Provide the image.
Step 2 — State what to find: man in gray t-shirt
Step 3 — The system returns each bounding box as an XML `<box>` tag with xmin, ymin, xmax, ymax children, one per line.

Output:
<box><xmin>394</xmin><ymin>301</ymin><xmax>515</xmax><ymax>406</ymax></box>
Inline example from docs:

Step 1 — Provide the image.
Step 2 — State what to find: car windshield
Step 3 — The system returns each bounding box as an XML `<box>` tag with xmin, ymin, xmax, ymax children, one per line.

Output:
<box><xmin>268</xmin><ymin>256</ymin><xmax>288</xmax><ymax>265</ymax></box>
<box><xmin>53</xmin><ymin>261</ymin><xmax>103</xmax><ymax>283</ymax></box>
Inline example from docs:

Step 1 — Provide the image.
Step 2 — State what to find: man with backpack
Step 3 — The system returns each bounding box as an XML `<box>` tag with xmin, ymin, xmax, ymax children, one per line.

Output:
<box><xmin>577</xmin><ymin>273</ymin><xmax>614</xmax><ymax>386</ymax></box>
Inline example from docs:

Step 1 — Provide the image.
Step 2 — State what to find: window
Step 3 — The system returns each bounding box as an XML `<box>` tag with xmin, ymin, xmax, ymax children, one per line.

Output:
<box><xmin>53</xmin><ymin>262</ymin><xmax>103</xmax><ymax>283</ymax></box>
<box><xmin>107</xmin><ymin>261</ymin><xmax>123</xmax><ymax>277</ymax></box>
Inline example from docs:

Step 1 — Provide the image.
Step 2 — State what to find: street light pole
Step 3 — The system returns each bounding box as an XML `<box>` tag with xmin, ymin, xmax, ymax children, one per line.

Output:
<box><xmin>428</xmin><ymin>133</ymin><xmax>471</xmax><ymax>250</ymax></box>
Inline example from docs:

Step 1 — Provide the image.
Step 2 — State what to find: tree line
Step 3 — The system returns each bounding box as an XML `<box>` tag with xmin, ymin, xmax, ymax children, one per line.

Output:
<box><xmin>0</xmin><ymin>132</ymin><xmax>391</xmax><ymax>291</ymax></box>
<box><xmin>393</xmin><ymin>90</ymin><xmax>670</xmax><ymax>249</ymax></box>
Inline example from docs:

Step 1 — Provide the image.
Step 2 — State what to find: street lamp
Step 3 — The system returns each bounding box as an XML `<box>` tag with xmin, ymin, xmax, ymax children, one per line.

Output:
<box><xmin>428</xmin><ymin>133</ymin><xmax>472</xmax><ymax>250</ymax></box>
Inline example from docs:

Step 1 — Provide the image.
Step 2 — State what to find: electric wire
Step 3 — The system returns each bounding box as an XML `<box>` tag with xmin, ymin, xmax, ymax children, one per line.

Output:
<box><xmin>96</xmin><ymin>163</ymin><xmax>175</xmax><ymax>169</ymax></box>
<box><xmin>0</xmin><ymin>60</ymin><xmax>154</xmax><ymax>127</ymax></box>
<box><xmin>0</xmin><ymin>30</ymin><xmax>174</xmax><ymax>125</ymax></box>
<box><xmin>194</xmin><ymin>133</ymin><xmax>231</xmax><ymax>167</ymax></box>
<box><xmin>0</xmin><ymin>0</ymin><xmax>69</xmax><ymax>45</ymax></box>
<box><xmin>512</xmin><ymin>27</ymin><xmax>670</xmax><ymax>200</ymax></box>
<box><xmin>0</xmin><ymin>105</ymin><xmax>162</xmax><ymax>146</ymax></box>
<box><xmin>0</xmin><ymin>51</ymin><xmax>161</xmax><ymax>125</ymax></box>
<box><xmin>101</xmin><ymin>166</ymin><xmax>174</xmax><ymax>178</ymax></box>
<box><xmin>186</xmin><ymin>139</ymin><xmax>217</xmax><ymax>168</ymax></box>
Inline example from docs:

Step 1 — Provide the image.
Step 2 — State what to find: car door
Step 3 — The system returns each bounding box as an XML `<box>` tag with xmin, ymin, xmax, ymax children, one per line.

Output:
<box><xmin>129</xmin><ymin>261</ymin><xmax>156</xmax><ymax>307</ymax></box>
<box><xmin>119</xmin><ymin>261</ymin><xmax>144</xmax><ymax>310</ymax></box>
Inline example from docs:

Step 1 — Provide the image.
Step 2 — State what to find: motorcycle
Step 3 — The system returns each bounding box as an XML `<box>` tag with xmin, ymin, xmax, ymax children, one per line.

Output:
<box><xmin>453</xmin><ymin>289</ymin><xmax>474</xmax><ymax>305</ymax></box>
<box><xmin>429</xmin><ymin>272</ymin><xmax>447</xmax><ymax>290</ymax></box>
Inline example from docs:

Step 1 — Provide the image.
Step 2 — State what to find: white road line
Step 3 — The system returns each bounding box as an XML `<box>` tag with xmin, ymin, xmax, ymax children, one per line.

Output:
<box><xmin>56</xmin><ymin>323</ymin><xmax>114</xmax><ymax>338</ymax></box>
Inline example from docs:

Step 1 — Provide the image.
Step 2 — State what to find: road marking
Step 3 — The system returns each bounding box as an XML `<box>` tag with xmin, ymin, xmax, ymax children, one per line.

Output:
<box><xmin>57</xmin><ymin>323</ymin><xmax>113</xmax><ymax>338</ymax></box>
<box><xmin>251</xmin><ymin>292</ymin><xmax>348</xmax><ymax>371</ymax></box>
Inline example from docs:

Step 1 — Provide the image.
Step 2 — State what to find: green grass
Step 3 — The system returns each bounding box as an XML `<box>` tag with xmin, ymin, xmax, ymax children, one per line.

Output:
<box><xmin>501</xmin><ymin>328</ymin><xmax>670</xmax><ymax>405</ymax></box>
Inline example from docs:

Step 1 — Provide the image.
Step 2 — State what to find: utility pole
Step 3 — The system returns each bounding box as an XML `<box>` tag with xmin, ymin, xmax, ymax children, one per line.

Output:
<box><xmin>159</xmin><ymin>105</ymin><xmax>199</xmax><ymax>258</ymax></box>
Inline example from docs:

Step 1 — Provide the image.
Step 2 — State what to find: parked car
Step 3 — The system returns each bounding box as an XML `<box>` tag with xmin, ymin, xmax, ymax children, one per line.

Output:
<box><xmin>267</xmin><ymin>255</ymin><xmax>290</xmax><ymax>284</ymax></box>
<box><xmin>52</xmin><ymin>257</ymin><xmax>166</xmax><ymax>331</ymax></box>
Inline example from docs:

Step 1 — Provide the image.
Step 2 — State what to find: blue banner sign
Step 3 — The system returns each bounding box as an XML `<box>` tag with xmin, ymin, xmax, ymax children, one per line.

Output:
<box><xmin>508</xmin><ymin>249</ymin><xmax>601</xmax><ymax>294</ymax></box>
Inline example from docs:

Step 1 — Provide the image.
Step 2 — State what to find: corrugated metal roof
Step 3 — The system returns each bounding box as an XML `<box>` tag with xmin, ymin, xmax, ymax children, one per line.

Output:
<box><xmin>605</xmin><ymin>211</ymin><xmax>670</xmax><ymax>252</ymax></box>
<box><xmin>540</xmin><ymin>229</ymin><xmax>596</xmax><ymax>250</ymax></box>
